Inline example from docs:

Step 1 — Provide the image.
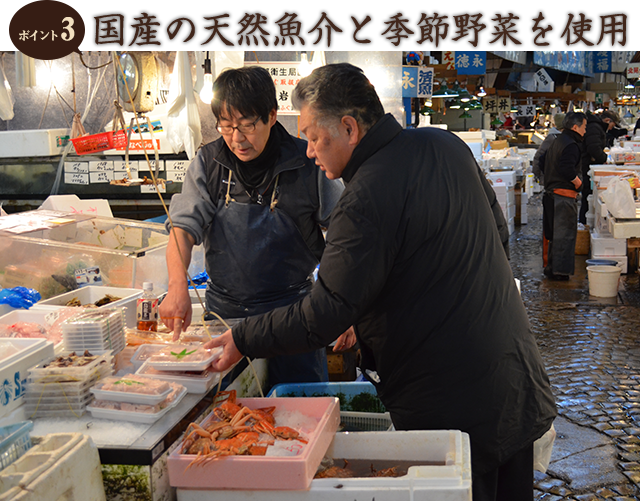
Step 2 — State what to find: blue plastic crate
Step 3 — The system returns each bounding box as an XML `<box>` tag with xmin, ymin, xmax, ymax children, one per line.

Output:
<box><xmin>268</xmin><ymin>382</ymin><xmax>391</xmax><ymax>431</ymax></box>
<box><xmin>268</xmin><ymin>382</ymin><xmax>385</xmax><ymax>412</ymax></box>
<box><xmin>0</xmin><ymin>421</ymin><xmax>33</xmax><ymax>471</ymax></box>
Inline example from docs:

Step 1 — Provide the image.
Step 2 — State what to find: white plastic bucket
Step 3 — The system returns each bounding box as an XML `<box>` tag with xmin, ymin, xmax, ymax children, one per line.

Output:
<box><xmin>587</xmin><ymin>265</ymin><xmax>622</xmax><ymax>297</ymax></box>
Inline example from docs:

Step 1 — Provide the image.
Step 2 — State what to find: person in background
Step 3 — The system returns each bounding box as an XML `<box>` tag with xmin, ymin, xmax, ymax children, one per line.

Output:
<box><xmin>634</xmin><ymin>115</ymin><xmax>640</xmax><ymax>136</ymax></box>
<box><xmin>159</xmin><ymin>66</ymin><xmax>344</xmax><ymax>389</ymax></box>
<box><xmin>532</xmin><ymin>112</ymin><xmax>565</xmax><ymax>186</ymax></box>
<box><xmin>543</xmin><ymin>112</ymin><xmax>587</xmax><ymax>280</ymax></box>
<box><xmin>578</xmin><ymin>111</ymin><xmax>608</xmax><ymax>226</ymax></box>
<box><xmin>601</xmin><ymin>110</ymin><xmax>627</xmax><ymax>148</ymax></box>
<box><xmin>207</xmin><ymin>63</ymin><xmax>556</xmax><ymax>501</ymax></box>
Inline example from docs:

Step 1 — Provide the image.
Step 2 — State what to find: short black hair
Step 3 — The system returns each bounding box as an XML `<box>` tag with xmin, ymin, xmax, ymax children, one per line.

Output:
<box><xmin>211</xmin><ymin>66</ymin><xmax>277</xmax><ymax>124</ymax></box>
<box><xmin>563</xmin><ymin>112</ymin><xmax>587</xmax><ymax>130</ymax></box>
<box><xmin>292</xmin><ymin>63</ymin><xmax>385</xmax><ymax>133</ymax></box>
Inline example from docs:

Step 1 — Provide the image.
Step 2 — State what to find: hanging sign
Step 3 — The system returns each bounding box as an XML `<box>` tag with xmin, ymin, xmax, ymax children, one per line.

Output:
<box><xmin>626</xmin><ymin>63</ymin><xmax>640</xmax><ymax>79</ymax></box>
<box><xmin>417</xmin><ymin>67</ymin><xmax>434</xmax><ymax>99</ymax></box>
<box><xmin>594</xmin><ymin>52</ymin><xmax>612</xmax><ymax>73</ymax></box>
<box><xmin>402</xmin><ymin>66</ymin><xmax>418</xmax><ymax>98</ymax></box>
<box><xmin>253</xmin><ymin>62</ymin><xmax>302</xmax><ymax>114</ymax></box>
<box><xmin>455</xmin><ymin>51</ymin><xmax>486</xmax><ymax>75</ymax></box>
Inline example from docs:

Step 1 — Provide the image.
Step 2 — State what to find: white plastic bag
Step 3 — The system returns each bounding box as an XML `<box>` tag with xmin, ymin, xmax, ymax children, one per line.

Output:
<box><xmin>0</xmin><ymin>57</ymin><xmax>14</xmax><ymax>120</ymax></box>
<box><xmin>602</xmin><ymin>177</ymin><xmax>637</xmax><ymax>219</ymax></box>
<box><xmin>165</xmin><ymin>52</ymin><xmax>202</xmax><ymax>160</ymax></box>
<box><xmin>533</xmin><ymin>423</ymin><xmax>556</xmax><ymax>473</ymax></box>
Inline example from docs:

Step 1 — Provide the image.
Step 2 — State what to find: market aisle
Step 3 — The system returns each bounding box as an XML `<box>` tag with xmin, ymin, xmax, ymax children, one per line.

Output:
<box><xmin>509</xmin><ymin>194</ymin><xmax>640</xmax><ymax>500</ymax></box>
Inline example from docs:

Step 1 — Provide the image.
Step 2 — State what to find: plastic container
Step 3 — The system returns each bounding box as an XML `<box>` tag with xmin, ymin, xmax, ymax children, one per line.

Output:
<box><xmin>168</xmin><ymin>397</ymin><xmax>340</xmax><ymax>490</ymax></box>
<box><xmin>86</xmin><ymin>386</ymin><xmax>186</xmax><ymax>424</ymax></box>
<box><xmin>135</xmin><ymin>361</ymin><xmax>220</xmax><ymax>394</ymax></box>
<box><xmin>176</xmin><ymin>430</ymin><xmax>471</xmax><ymax>501</ymax></box>
<box><xmin>136</xmin><ymin>282</ymin><xmax>158</xmax><ymax>332</ymax></box>
<box><xmin>90</xmin><ymin>375</ymin><xmax>172</xmax><ymax>404</ymax></box>
<box><xmin>71</xmin><ymin>129</ymin><xmax>127</xmax><ymax>155</ymax></box>
<box><xmin>62</xmin><ymin>308</ymin><xmax>126</xmax><ymax>354</ymax></box>
<box><xmin>130</xmin><ymin>344</ymin><xmax>165</xmax><ymax>372</ymax></box>
<box><xmin>39</xmin><ymin>286</ymin><xmax>144</xmax><ymax>329</ymax></box>
<box><xmin>0</xmin><ymin>420</ymin><xmax>33</xmax><ymax>471</ymax></box>
<box><xmin>146</xmin><ymin>345</ymin><xmax>222</xmax><ymax>372</ymax></box>
<box><xmin>587</xmin><ymin>265</ymin><xmax>622</xmax><ymax>297</ymax></box>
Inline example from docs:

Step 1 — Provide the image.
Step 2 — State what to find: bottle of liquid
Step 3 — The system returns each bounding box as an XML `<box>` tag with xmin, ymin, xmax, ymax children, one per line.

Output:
<box><xmin>137</xmin><ymin>282</ymin><xmax>158</xmax><ymax>331</ymax></box>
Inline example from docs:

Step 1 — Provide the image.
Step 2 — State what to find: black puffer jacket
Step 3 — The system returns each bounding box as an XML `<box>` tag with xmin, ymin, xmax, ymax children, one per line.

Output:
<box><xmin>233</xmin><ymin>114</ymin><xmax>556</xmax><ymax>474</ymax></box>
<box><xmin>582</xmin><ymin>113</ymin><xmax>608</xmax><ymax>177</ymax></box>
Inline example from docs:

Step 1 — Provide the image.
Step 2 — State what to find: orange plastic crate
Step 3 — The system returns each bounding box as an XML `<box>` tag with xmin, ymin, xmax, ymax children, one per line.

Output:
<box><xmin>71</xmin><ymin>130</ymin><xmax>127</xmax><ymax>155</ymax></box>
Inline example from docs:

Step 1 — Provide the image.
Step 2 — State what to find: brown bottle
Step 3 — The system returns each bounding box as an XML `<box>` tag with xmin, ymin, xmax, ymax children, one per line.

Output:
<box><xmin>137</xmin><ymin>282</ymin><xmax>158</xmax><ymax>331</ymax></box>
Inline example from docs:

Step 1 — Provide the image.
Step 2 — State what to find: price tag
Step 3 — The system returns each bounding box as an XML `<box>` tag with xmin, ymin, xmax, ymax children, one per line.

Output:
<box><xmin>64</xmin><ymin>162</ymin><xmax>89</xmax><ymax>173</ymax></box>
<box><xmin>167</xmin><ymin>171</ymin><xmax>186</xmax><ymax>183</ymax></box>
<box><xmin>140</xmin><ymin>184</ymin><xmax>167</xmax><ymax>193</ymax></box>
<box><xmin>89</xmin><ymin>161</ymin><xmax>114</xmax><ymax>172</ymax></box>
<box><xmin>166</xmin><ymin>160</ymin><xmax>188</xmax><ymax>171</ymax></box>
<box><xmin>90</xmin><ymin>171</ymin><xmax>114</xmax><ymax>183</ymax></box>
<box><xmin>64</xmin><ymin>172</ymin><xmax>89</xmax><ymax>185</ymax></box>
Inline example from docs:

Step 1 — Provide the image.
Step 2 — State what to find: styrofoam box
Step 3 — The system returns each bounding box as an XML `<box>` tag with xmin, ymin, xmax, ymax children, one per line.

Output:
<box><xmin>39</xmin><ymin>286</ymin><xmax>143</xmax><ymax>329</ymax></box>
<box><xmin>168</xmin><ymin>397</ymin><xmax>340</xmax><ymax>490</ymax></box>
<box><xmin>0</xmin><ymin>339</ymin><xmax>55</xmax><ymax>418</ymax></box>
<box><xmin>177</xmin><ymin>430</ymin><xmax>472</xmax><ymax>501</ymax></box>
<box><xmin>487</xmin><ymin>171</ymin><xmax>516</xmax><ymax>187</ymax></box>
<box><xmin>0</xmin><ymin>129</ymin><xmax>70</xmax><ymax>158</ymax></box>
<box><xmin>592</xmin><ymin>254</ymin><xmax>628</xmax><ymax>274</ymax></box>
<box><xmin>590</xmin><ymin>233</ymin><xmax>627</xmax><ymax>256</ymax></box>
<box><xmin>136</xmin><ymin>360</ymin><xmax>220</xmax><ymax>394</ymax></box>
<box><xmin>0</xmin><ymin>305</ymin><xmax>75</xmax><ymax>353</ymax></box>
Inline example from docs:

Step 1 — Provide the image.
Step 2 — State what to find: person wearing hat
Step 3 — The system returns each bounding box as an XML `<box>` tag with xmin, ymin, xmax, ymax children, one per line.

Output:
<box><xmin>601</xmin><ymin>110</ymin><xmax>627</xmax><ymax>148</ymax></box>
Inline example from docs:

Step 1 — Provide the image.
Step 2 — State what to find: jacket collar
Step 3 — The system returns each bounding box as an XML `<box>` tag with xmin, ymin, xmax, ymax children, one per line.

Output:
<box><xmin>341</xmin><ymin>114</ymin><xmax>403</xmax><ymax>184</ymax></box>
<box><xmin>563</xmin><ymin>128</ymin><xmax>584</xmax><ymax>143</ymax></box>
<box><xmin>210</xmin><ymin>121</ymin><xmax>305</xmax><ymax>176</ymax></box>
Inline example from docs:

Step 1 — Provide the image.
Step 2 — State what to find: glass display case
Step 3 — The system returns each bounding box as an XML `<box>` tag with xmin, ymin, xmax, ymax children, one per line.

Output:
<box><xmin>0</xmin><ymin>210</ymin><xmax>175</xmax><ymax>299</ymax></box>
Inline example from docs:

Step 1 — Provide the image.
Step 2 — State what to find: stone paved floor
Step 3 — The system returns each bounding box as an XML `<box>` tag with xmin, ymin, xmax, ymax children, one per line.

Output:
<box><xmin>509</xmin><ymin>194</ymin><xmax>640</xmax><ymax>500</ymax></box>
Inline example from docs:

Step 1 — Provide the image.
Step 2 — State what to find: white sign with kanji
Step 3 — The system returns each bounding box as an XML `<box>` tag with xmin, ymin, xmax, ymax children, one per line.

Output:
<box><xmin>252</xmin><ymin>62</ymin><xmax>303</xmax><ymax>115</ymax></box>
<box><xmin>626</xmin><ymin>63</ymin><xmax>640</xmax><ymax>79</ymax></box>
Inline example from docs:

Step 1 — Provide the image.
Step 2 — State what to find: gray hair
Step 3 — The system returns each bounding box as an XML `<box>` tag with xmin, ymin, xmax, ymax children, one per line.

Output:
<box><xmin>563</xmin><ymin>112</ymin><xmax>587</xmax><ymax>130</ymax></box>
<box><xmin>292</xmin><ymin>63</ymin><xmax>385</xmax><ymax>134</ymax></box>
<box><xmin>601</xmin><ymin>110</ymin><xmax>620</xmax><ymax>124</ymax></box>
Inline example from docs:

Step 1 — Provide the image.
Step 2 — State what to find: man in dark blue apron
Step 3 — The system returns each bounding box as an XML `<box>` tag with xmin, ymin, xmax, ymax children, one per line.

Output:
<box><xmin>160</xmin><ymin>66</ymin><xmax>343</xmax><ymax>388</ymax></box>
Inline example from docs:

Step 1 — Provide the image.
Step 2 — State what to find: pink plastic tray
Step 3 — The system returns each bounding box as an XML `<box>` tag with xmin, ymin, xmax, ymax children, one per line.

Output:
<box><xmin>167</xmin><ymin>397</ymin><xmax>340</xmax><ymax>490</ymax></box>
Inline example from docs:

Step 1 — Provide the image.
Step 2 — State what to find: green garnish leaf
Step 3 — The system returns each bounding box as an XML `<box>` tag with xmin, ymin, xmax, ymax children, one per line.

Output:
<box><xmin>170</xmin><ymin>348</ymin><xmax>197</xmax><ymax>360</ymax></box>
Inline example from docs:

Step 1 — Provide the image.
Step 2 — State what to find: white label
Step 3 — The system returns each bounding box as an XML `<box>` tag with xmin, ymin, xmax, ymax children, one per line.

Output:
<box><xmin>167</xmin><ymin>171</ymin><xmax>186</xmax><ymax>183</ymax></box>
<box><xmin>166</xmin><ymin>160</ymin><xmax>188</xmax><ymax>171</ymax></box>
<box><xmin>140</xmin><ymin>184</ymin><xmax>166</xmax><ymax>193</ymax></box>
<box><xmin>113</xmin><ymin>160</ymin><xmax>139</xmax><ymax>172</ymax></box>
<box><xmin>89</xmin><ymin>161</ymin><xmax>114</xmax><ymax>172</ymax></box>
<box><xmin>90</xmin><ymin>171</ymin><xmax>114</xmax><ymax>183</ymax></box>
<box><xmin>64</xmin><ymin>172</ymin><xmax>89</xmax><ymax>185</ymax></box>
<box><xmin>142</xmin><ymin>160</ymin><xmax>164</xmax><ymax>172</ymax></box>
<box><xmin>75</xmin><ymin>266</ymin><xmax>103</xmax><ymax>287</ymax></box>
<box><xmin>64</xmin><ymin>162</ymin><xmax>89</xmax><ymax>173</ymax></box>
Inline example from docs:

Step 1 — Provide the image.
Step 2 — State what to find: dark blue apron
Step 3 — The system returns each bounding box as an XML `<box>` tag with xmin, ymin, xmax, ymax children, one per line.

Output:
<box><xmin>205</xmin><ymin>170</ymin><xmax>328</xmax><ymax>387</ymax></box>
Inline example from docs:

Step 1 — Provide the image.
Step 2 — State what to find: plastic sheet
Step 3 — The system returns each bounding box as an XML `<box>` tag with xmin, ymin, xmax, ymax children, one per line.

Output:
<box><xmin>602</xmin><ymin>177</ymin><xmax>636</xmax><ymax>218</ymax></box>
<box><xmin>165</xmin><ymin>51</ymin><xmax>202</xmax><ymax>160</ymax></box>
<box><xmin>0</xmin><ymin>287</ymin><xmax>41</xmax><ymax>309</ymax></box>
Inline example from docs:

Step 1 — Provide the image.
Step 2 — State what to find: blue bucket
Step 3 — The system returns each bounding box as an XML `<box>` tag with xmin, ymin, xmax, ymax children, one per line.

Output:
<box><xmin>586</xmin><ymin>259</ymin><xmax>619</xmax><ymax>267</ymax></box>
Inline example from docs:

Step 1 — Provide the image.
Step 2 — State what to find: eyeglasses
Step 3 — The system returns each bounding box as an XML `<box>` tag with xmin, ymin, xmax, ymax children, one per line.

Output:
<box><xmin>216</xmin><ymin>117</ymin><xmax>261</xmax><ymax>136</ymax></box>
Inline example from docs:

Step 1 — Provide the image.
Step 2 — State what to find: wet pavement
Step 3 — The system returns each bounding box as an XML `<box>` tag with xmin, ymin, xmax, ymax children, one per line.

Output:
<box><xmin>509</xmin><ymin>194</ymin><xmax>640</xmax><ymax>500</ymax></box>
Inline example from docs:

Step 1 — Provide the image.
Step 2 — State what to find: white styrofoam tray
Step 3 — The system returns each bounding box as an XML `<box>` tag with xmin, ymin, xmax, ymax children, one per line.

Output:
<box><xmin>176</xmin><ymin>430</ymin><xmax>472</xmax><ymax>501</ymax></box>
<box><xmin>90</xmin><ymin>376</ymin><xmax>172</xmax><ymax>405</ymax></box>
<box><xmin>146</xmin><ymin>346</ymin><xmax>222</xmax><ymax>372</ymax></box>
<box><xmin>39</xmin><ymin>286</ymin><xmax>143</xmax><ymax>329</ymax></box>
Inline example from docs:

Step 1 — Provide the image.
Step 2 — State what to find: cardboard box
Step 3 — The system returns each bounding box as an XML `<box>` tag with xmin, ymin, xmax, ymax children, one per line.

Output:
<box><xmin>488</xmin><ymin>171</ymin><xmax>517</xmax><ymax>188</ymax></box>
<box><xmin>489</xmin><ymin>140</ymin><xmax>509</xmax><ymax>150</ymax></box>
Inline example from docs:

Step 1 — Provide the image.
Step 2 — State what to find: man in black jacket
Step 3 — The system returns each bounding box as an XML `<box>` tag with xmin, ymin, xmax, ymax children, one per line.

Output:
<box><xmin>543</xmin><ymin>112</ymin><xmax>587</xmax><ymax>280</ymax></box>
<box><xmin>208</xmin><ymin>63</ymin><xmax>556</xmax><ymax>501</ymax></box>
<box><xmin>578</xmin><ymin>112</ymin><xmax>608</xmax><ymax>225</ymax></box>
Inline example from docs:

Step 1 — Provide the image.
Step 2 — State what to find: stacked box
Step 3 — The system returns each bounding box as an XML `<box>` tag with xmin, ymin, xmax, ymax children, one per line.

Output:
<box><xmin>492</xmin><ymin>182</ymin><xmax>516</xmax><ymax>235</ymax></box>
<box><xmin>62</xmin><ymin>308</ymin><xmax>126</xmax><ymax>354</ymax></box>
<box><xmin>591</xmin><ymin>232</ymin><xmax>628</xmax><ymax>273</ymax></box>
<box><xmin>23</xmin><ymin>351</ymin><xmax>113</xmax><ymax>418</ymax></box>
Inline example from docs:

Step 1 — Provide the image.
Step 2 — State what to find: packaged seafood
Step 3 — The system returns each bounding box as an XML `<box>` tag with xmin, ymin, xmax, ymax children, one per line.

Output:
<box><xmin>86</xmin><ymin>384</ymin><xmax>186</xmax><ymax>424</ymax></box>
<box><xmin>91</xmin><ymin>374</ymin><xmax>172</xmax><ymax>404</ymax></box>
<box><xmin>145</xmin><ymin>344</ymin><xmax>222</xmax><ymax>372</ymax></box>
<box><xmin>135</xmin><ymin>361</ymin><xmax>220</xmax><ymax>394</ymax></box>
